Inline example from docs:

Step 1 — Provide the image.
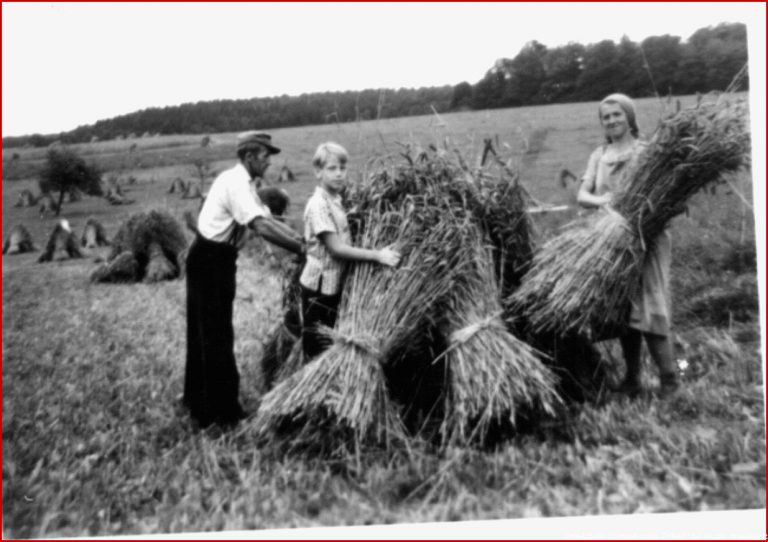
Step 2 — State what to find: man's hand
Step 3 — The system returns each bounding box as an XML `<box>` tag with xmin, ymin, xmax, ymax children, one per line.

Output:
<box><xmin>251</xmin><ymin>216</ymin><xmax>303</xmax><ymax>255</ymax></box>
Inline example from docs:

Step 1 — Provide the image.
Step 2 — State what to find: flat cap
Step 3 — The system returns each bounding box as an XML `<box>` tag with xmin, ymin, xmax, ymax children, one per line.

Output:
<box><xmin>237</xmin><ymin>131</ymin><xmax>281</xmax><ymax>155</ymax></box>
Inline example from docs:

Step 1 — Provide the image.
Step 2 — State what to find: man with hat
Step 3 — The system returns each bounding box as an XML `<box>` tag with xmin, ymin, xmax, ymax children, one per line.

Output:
<box><xmin>183</xmin><ymin>131</ymin><xmax>304</xmax><ymax>428</ymax></box>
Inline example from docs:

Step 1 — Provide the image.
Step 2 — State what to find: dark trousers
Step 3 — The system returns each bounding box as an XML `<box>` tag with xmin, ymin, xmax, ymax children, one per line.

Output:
<box><xmin>300</xmin><ymin>283</ymin><xmax>341</xmax><ymax>361</ymax></box>
<box><xmin>184</xmin><ymin>235</ymin><xmax>244</xmax><ymax>427</ymax></box>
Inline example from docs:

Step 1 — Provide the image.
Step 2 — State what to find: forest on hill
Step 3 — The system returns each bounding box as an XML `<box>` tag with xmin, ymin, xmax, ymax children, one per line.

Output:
<box><xmin>3</xmin><ymin>22</ymin><xmax>747</xmax><ymax>148</ymax></box>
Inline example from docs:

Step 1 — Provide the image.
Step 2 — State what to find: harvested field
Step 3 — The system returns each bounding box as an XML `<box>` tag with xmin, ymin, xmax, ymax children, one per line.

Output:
<box><xmin>2</xmin><ymin>95</ymin><xmax>763</xmax><ymax>537</ymax></box>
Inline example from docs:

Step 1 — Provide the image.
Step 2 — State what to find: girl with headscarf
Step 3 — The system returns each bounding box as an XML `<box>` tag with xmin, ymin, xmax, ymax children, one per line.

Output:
<box><xmin>577</xmin><ymin>93</ymin><xmax>679</xmax><ymax>398</ymax></box>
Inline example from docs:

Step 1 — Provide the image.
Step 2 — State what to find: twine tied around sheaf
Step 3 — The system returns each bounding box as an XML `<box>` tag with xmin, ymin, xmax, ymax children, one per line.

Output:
<box><xmin>448</xmin><ymin>311</ymin><xmax>505</xmax><ymax>345</ymax></box>
<box><xmin>319</xmin><ymin>325</ymin><xmax>384</xmax><ymax>360</ymax></box>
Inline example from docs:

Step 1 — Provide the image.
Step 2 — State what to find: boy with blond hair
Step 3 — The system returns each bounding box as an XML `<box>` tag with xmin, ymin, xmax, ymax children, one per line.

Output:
<box><xmin>299</xmin><ymin>142</ymin><xmax>400</xmax><ymax>359</ymax></box>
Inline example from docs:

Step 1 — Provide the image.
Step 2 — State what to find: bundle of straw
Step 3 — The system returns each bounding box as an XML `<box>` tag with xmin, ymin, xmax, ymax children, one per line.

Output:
<box><xmin>255</xmin><ymin>145</ymin><xmax>585</xmax><ymax>449</ymax></box>
<box><xmin>468</xmin><ymin>174</ymin><xmax>535</xmax><ymax>300</ymax></box>
<box><xmin>510</xmin><ymin>209</ymin><xmax>641</xmax><ymax>337</ymax></box>
<box><xmin>90</xmin><ymin>251</ymin><xmax>140</xmax><ymax>283</ymax></box>
<box><xmin>273</xmin><ymin>338</ymin><xmax>304</xmax><ymax>384</ymax></box>
<box><xmin>351</xmin><ymin>146</ymin><xmax>535</xmax><ymax>301</ymax></box>
<box><xmin>510</xmin><ymin>97</ymin><xmax>751</xmax><ymax>338</ymax></box>
<box><xmin>256</xmin><ymin>199</ymin><xmax>476</xmax><ymax>445</ymax></box>
<box><xmin>258</xmin><ymin>254</ymin><xmax>304</xmax><ymax>390</ymax></box>
<box><xmin>144</xmin><ymin>241</ymin><xmax>177</xmax><ymax>283</ymax></box>
<box><xmin>615</xmin><ymin>98</ymin><xmax>751</xmax><ymax>240</ymax></box>
<box><xmin>346</xmin><ymin>150</ymin><xmax>469</xmax><ymax>239</ymax></box>
<box><xmin>259</xmin><ymin>321</ymin><xmax>299</xmax><ymax>391</ymax></box>
<box><xmin>106</xmin><ymin>210</ymin><xmax>188</xmax><ymax>280</ymax></box>
<box><xmin>438</xmin><ymin>227</ymin><xmax>560</xmax><ymax>446</ymax></box>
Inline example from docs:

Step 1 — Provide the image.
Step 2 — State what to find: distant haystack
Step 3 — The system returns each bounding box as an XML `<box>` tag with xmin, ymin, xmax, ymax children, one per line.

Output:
<box><xmin>89</xmin><ymin>252</ymin><xmax>140</xmax><ymax>283</ymax></box>
<box><xmin>104</xmin><ymin>179</ymin><xmax>134</xmax><ymax>205</ymax></box>
<box><xmin>557</xmin><ymin>168</ymin><xmax>578</xmax><ymax>188</ymax></box>
<box><xmin>143</xmin><ymin>241</ymin><xmax>176</xmax><ymax>282</ymax></box>
<box><xmin>168</xmin><ymin>177</ymin><xmax>187</xmax><ymax>194</ymax></box>
<box><xmin>3</xmin><ymin>225</ymin><xmax>35</xmax><ymax>255</ymax></box>
<box><xmin>91</xmin><ymin>210</ymin><xmax>188</xmax><ymax>283</ymax></box>
<box><xmin>38</xmin><ymin>194</ymin><xmax>60</xmax><ymax>218</ymax></box>
<box><xmin>81</xmin><ymin>218</ymin><xmax>110</xmax><ymax>248</ymax></box>
<box><xmin>182</xmin><ymin>184</ymin><xmax>202</xmax><ymax>199</ymax></box>
<box><xmin>38</xmin><ymin>219</ymin><xmax>84</xmax><ymax>262</ymax></box>
<box><xmin>257</xmin><ymin>186</ymin><xmax>290</xmax><ymax>217</ymax></box>
<box><xmin>105</xmin><ymin>177</ymin><xmax>124</xmax><ymax>197</ymax></box>
<box><xmin>278</xmin><ymin>165</ymin><xmax>295</xmax><ymax>183</ymax></box>
<box><xmin>105</xmin><ymin>191</ymin><xmax>134</xmax><ymax>205</ymax></box>
<box><xmin>14</xmin><ymin>189</ymin><xmax>38</xmax><ymax>208</ymax></box>
<box><xmin>106</xmin><ymin>210</ymin><xmax>187</xmax><ymax>266</ymax></box>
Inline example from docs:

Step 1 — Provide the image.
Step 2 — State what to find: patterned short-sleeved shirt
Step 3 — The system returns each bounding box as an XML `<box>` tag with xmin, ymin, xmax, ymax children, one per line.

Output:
<box><xmin>197</xmin><ymin>163</ymin><xmax>271</xmax><ymax>249</ymax></box>
<box><xmin>299</xmin><ymin>186</ymin><xmax>351</xmax><ymax>295</ymax></box>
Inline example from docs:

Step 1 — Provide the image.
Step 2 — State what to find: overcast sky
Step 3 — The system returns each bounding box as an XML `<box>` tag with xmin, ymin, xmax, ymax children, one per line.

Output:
<box><xmin>2</xmin><ymin>2</ymin><xmax>765</xmax><ymax>136</ymax></box>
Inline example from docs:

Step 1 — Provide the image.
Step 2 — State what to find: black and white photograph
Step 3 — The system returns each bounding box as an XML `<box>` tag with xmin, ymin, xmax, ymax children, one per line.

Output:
<box><xmin>2</xmin><ymin>2</ymin><xmax>765</xmax><ymax>539</ymax></box>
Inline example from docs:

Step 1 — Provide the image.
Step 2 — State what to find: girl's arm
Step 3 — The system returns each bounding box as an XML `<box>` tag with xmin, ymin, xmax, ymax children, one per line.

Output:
<box><xmin>320</xmin><ymin>232</ymin><xmax>400</xmax><ymax>267</ymax></box>
<box><xmin>576</xmin><ymin>149</ymin><xmax>612</xmax><ymax>208</ymax></box>
<box><xmin>577</xmin><ymin>177</ymin><xmax>612</xmax><ymax>208</ymax></box>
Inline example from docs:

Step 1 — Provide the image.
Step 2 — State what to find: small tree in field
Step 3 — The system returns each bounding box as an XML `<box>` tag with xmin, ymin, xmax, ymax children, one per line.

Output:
<box><xmin>39</xmin><ymin>147</ymin><xmax>103</xmax><ymax>216</ymax></box>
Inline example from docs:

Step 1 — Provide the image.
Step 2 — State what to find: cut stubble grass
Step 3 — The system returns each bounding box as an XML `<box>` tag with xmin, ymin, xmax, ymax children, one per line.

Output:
<box><xmin>3</xmin><ymin>248</ymin><xmax>763</xmax><ymax>538</ymax></box>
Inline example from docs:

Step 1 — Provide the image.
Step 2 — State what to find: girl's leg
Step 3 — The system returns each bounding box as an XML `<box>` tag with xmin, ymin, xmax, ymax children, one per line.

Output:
<box><xmin>644</xmin><ymin>333</ymin><xmax>679</xmax><ymax>396</ymax></box>
<box><xmin>618</xmin><ymin>329</ymin><xmax>643</xmax><ymax>393</ymax></box>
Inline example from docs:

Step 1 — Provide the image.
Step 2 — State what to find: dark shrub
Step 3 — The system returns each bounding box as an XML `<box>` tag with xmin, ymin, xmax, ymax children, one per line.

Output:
<box><xmin>38</xmin><ymin>146</ymin><xmax>102</xmax><ymax>215</ymax></box>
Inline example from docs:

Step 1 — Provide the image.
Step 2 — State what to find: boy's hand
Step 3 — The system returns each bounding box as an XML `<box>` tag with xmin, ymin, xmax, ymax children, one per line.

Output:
<box><xmin>377</xmin><ymin>247</ymin><xmax>401</xmax><ymax>267</ymax></box>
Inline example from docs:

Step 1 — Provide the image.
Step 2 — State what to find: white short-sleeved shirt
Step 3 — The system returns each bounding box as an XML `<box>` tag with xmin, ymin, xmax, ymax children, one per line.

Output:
<box><xmin>197</xmin><ymin>163</ymin><xmax>271</xmax><ymax>248</ymax></box>
<box><xmin>299</xmin><ymin>186</ymin><xmax>351</xmax><ymax>295</ymax></box>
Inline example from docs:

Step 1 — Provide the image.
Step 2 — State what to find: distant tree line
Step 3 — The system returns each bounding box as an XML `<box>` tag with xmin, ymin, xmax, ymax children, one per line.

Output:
<box><xmin>463</xmin><ymin>23</ymin><xmax>748</xmax><ymax>110</ymax></box>
<box><xmin>4</xmin><ymin>23</ymin><xmax>747</xmax><ymax>148</ymax></box>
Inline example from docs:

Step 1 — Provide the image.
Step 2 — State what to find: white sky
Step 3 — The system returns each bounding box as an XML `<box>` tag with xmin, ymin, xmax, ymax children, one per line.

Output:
<box><xmin>1</xmin><ymin>2</ymin><xmax>765</xmax><ymax>136</ymax></box>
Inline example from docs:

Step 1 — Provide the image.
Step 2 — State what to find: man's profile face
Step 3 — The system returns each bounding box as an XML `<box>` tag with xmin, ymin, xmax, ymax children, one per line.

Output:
<box><xmin>246</xmin><ymin>147</ymin><xmax>271</xmax><ymax>178</ymax></box>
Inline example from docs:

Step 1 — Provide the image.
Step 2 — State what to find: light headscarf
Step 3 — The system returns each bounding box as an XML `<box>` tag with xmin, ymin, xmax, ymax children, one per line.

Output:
<box><xmin>599</xmin><ymin>93</ymin><xmax>639</xmax><ymax>141</ymax></box>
